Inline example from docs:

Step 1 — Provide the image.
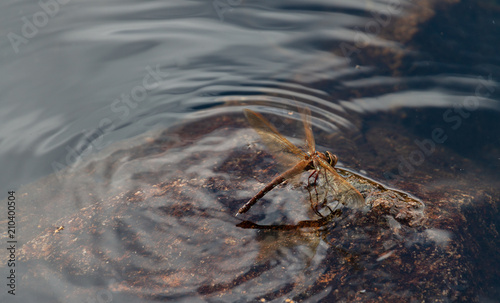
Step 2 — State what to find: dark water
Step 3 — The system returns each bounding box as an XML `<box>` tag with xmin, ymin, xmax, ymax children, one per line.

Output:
<box><xmin>0</xmin><ymin>0</ymin><xmax>499</xmax><ymax>302</ymax></box>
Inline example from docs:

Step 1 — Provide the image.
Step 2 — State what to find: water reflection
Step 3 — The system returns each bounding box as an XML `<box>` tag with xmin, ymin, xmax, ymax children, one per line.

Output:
<box><xmin>9</xmin><ymin>106</ymin><xmax>478</xmax><ymax>302</ymax></box>
<box><xmin>13</xmin><ymin>123</ymin><xmax>335</xmax><ymax>302</ymax></box>
<box><xmin>0</xmin><ymin>0</ymin><xmax>499</xmax><ymax>301</ymax></box>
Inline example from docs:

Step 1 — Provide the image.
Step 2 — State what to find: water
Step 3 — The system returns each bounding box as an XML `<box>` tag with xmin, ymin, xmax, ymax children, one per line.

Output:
<box><xmin>0</xmin><ymin>0</ymin><xmax>499</xmax><ymax>302</ymax></box>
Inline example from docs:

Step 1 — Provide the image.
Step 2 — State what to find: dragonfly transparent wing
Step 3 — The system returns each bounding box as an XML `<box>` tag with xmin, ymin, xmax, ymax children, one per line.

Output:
<box><xmin>307</xmin><ymin>158</ymin><xmax>365</xmax><ymax>213</ymax></box>
<box><xmin>244</xmin><ymin>109</ymin><xmax>306</xmax><ymax>168</ymax></box>
<box><xmin>299</xmin><ymin>106</ymin><xmax>316</xmax><ymax>155</ymax></box>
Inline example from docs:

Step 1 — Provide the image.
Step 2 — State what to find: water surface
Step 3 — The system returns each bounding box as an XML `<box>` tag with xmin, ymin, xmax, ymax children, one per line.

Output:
<box><xmin>0</xmin><ymin>0</ymin><xmax>499</xmax><ymax>302</ymax></box>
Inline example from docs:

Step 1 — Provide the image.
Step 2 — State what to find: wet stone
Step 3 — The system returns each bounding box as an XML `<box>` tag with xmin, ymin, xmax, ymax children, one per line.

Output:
<box><xmin>0</xmin><ymin>111</ymin><xmax>497</xmax><ymax>303</ymax></box>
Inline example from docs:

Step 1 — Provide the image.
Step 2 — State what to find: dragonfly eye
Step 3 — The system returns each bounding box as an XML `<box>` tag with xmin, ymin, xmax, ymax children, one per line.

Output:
<box><xmin>325</xmin><ymin>151</ymin><xmax>338</xmax><ymax>166</ymax></box>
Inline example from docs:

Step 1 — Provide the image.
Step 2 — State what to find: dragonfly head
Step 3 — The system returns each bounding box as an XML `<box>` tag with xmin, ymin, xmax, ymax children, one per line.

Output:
<box><xmin>325</xmin><ymin>151</ymin><xmax>338</xmax><ymax>167</ymax></box>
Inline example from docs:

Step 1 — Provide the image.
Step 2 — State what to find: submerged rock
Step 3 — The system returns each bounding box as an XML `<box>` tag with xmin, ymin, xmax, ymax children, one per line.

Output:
<box><xmin>1</xmin><ymin>108</ymin><xmax>497</xmax><ymax>303</ymax></box>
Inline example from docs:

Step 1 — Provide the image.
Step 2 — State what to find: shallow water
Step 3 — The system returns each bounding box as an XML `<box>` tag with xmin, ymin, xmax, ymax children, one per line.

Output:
<box><xmin>0</xmin><ymin>0</ymin><xmax>499</xmax><ymax>302</ymax></box>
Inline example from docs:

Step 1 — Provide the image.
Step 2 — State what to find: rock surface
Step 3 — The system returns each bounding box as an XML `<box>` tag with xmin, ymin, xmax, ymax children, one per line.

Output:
<box><xmin>1</xmin><ymin>109</ymin><xmax>497</xmax><ymax>302</ymax></box>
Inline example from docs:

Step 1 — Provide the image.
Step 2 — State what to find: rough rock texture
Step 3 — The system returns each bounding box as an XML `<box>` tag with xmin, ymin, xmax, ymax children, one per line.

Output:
<box><xmin>1</xmin><ymin>109</ymin><xmax>497</xmax><ymax>302</ymax></box>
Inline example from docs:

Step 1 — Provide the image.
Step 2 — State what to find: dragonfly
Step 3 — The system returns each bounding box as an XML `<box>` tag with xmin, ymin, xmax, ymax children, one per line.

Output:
<box><xmin>236</xmin><ymin>108</ymin><xmax>365</xmax><ymax>217</ymax></box>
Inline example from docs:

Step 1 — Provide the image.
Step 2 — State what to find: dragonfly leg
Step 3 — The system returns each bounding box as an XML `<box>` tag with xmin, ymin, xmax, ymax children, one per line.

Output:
<box><xmin>307</xmin><ymin>170</ymin><xmax>324</xmax><ymax>217</ymax></box>
<box><xmin>310</xmin><ymin>203</ymin><xmax>324</xmax><ymax>218</ymax></box>
<box><xmin>237</xmin><ymin>160</ymin><xmax>310</xmax><ymax>215</ymax></box>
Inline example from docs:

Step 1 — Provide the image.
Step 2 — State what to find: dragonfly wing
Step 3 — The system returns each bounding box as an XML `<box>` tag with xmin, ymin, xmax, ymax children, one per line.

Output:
<box><xmin>244</xmin><ymin>109</ymin><xmax>306</xmax><ymax>167</ymax></box>
<box><xmin>313</xmin><ymin>158</ymin><xmax>365</xmax><ymax>209</ymax></box>
<box><xmin>299</xmin><ymin>107</ymin><xmax>316</xmax><ymax>155</ymax></box>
